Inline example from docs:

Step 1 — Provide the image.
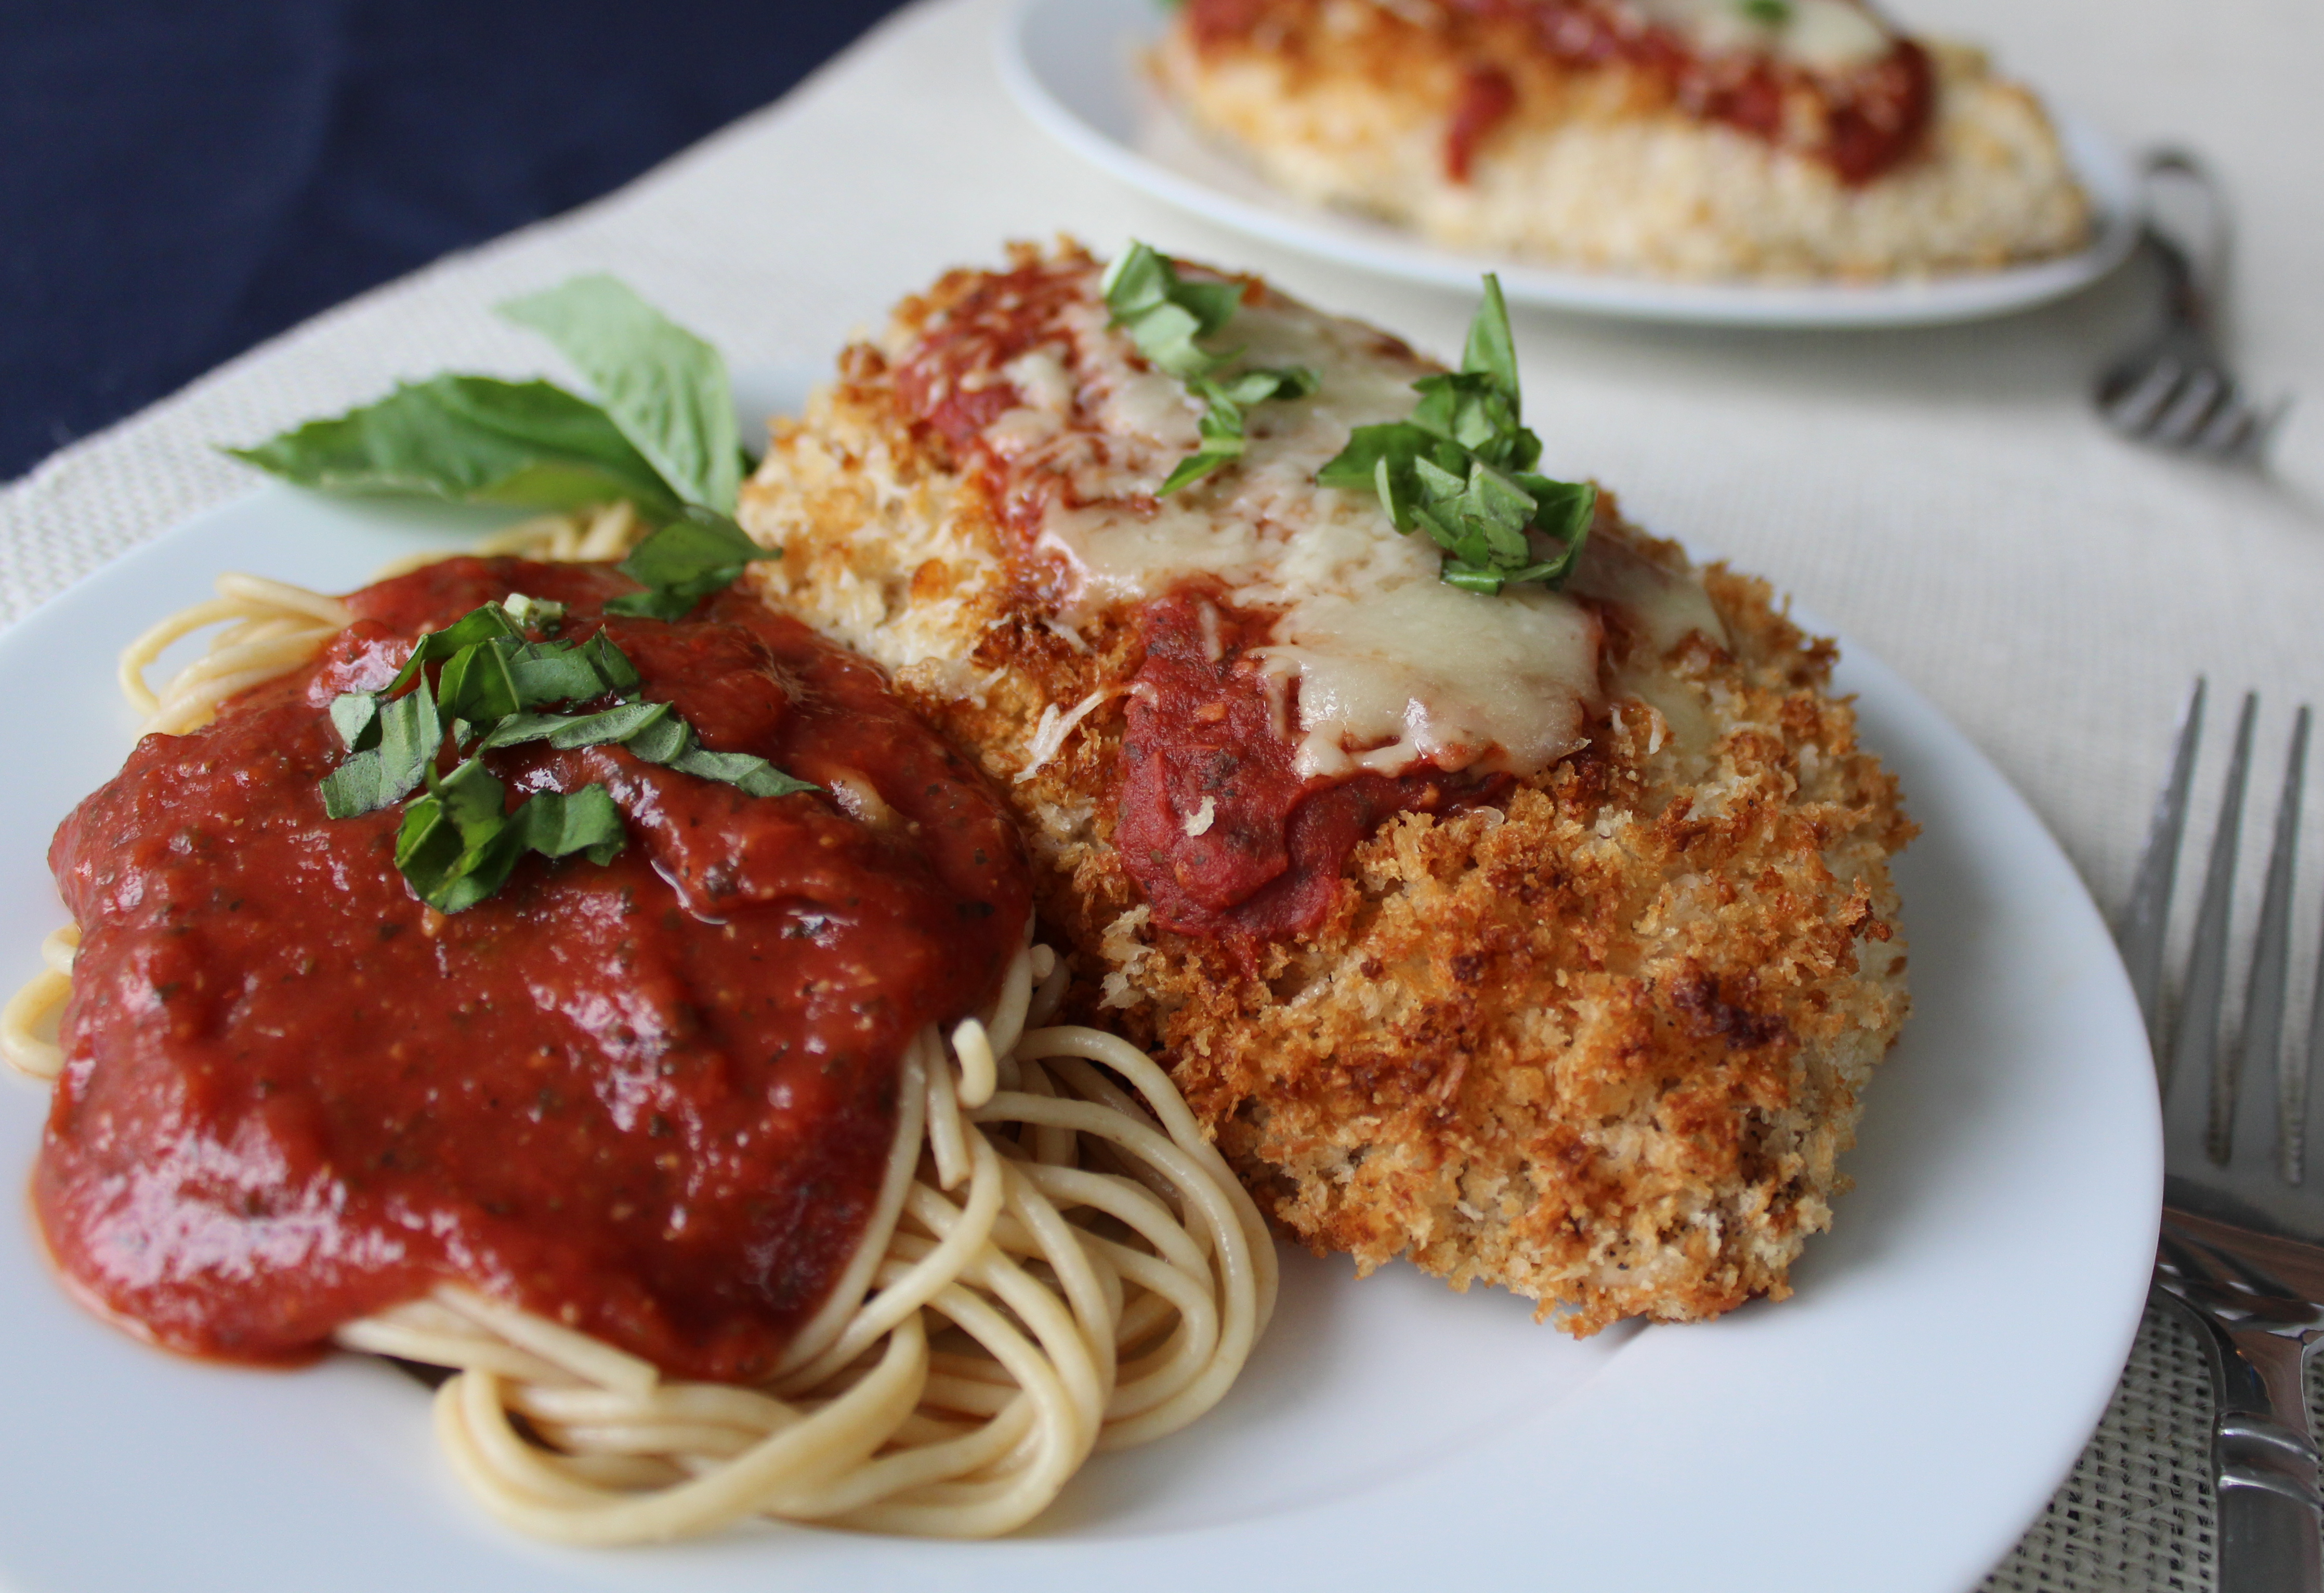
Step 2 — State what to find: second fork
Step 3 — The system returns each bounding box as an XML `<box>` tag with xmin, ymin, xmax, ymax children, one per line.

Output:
<box><xmin>2128</xmin><ymin>680</ymin><xmax>2324</xmax><ymax>1589</ymax></box>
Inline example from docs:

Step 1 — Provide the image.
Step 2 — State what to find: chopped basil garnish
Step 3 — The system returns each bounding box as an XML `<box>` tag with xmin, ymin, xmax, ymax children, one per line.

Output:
<box><xmin>1102</xmin><ymin>241</ymin><xmax>1317</xmax><ymax>496</ymax></box>
<box><xmin>323</xmin><ymin>597</ymin><xmax>816</xmax><ymax>911</ymax></box>
<box><xmin>320</xmin><ymin>677</ymin><xmax>441</xmax><ymax>819</ymax></box>
<box><xmin>1315</xmin><ymin>276</ymin><xmax>1595</xmax><ymax>595</ymax></box>
<box><xmin>395</xmin><ymin>763</ymin><xmax>627</xmax><ymax>915</ymax></box>
<box><xmin>1159</xmin><ymin>366</ymin><xmax>1322</xmax><ymax>495</ymax></box>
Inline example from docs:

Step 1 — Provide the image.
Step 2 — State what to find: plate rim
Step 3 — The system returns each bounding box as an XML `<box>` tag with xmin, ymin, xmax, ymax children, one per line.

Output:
<box><xmin>0</xmin><ymin>465</ymin><xmax>2161</xmax><ymax>1593</ymax></box>
<box><xmin>996</xmin><ymin>0</ymin><xmax>2144</xmax><ymax>328</ymax></box>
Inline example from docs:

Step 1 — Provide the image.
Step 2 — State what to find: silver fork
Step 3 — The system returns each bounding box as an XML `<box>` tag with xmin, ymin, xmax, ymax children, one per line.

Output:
<box><xmin>2094</xmin><ymin>151</ymin><xmax>2290</xmax><ymax>463</ymax></box>
<box><xmin>2126</xmin><ymin>680</ymin><xmax>2324</xmax><ymax>1589</ymax></box>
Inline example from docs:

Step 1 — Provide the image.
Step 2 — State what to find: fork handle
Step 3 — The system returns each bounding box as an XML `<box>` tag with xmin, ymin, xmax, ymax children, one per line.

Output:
<box><xmin>2208</xmin><ymin>1314</ymin><xmax>2324</xmax><ymax>1591</ymax></box>
<box><xmin>2140</xmin><ymin>150</ymin><xmax>2229</xmax><ymax>335</ymax></box>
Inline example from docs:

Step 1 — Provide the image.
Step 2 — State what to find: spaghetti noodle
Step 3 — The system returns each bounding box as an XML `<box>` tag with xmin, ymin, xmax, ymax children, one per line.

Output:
<box><xmin>9</xmin><ymin>521</ymin><xmax>1274</xmax><ymax>1545</ymax></box>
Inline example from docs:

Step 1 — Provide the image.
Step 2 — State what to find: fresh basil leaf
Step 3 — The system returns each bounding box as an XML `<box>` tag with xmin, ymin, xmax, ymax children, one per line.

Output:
<box><xmin>330</xmin><ymin>693</ymin><xmax>380</xmax><ymax>751</ymax></box>
<box><xmin>579</xmin><ymin>630</ymin><xmax>641</xmax><ymax>693</ymax></box>
<box><xmin>435</xmin><ymin>636</ymin><xmax>524</xmax><ymax>729</ymax></box>
<box><xmin>1158</xmin><ymin>449</ymin><xmax>1233</xmax><ymax>495</ymax></box>
<box><xmin>1128</xmin><ymin>302</ymin><xmax>1213</xmax><ymax>380</ymax></box>
<box><xmin>1412</xmin><ymin>372</ymin><xmax>1514</xmax><ymax>454</ymax></box>
<box><xmin>1211</xmin><ymin>365</ymin><xmax>1317</xmax><ymax>407</ymax></box>
<box><xmin>1157</xmin><ymin>369</ymin><xmax>1316</xmax><ymax>496</ymax></box>
<box><xmin>1316</xmin><ymin>423</ymin><xmax>1420</xmax><ymax>492</ymax></box>
<box><xmin>622</xmin><ymin>711</ymin><xmax>693</xmax><ymax>766</ymax></box>
<box><xmin>321</xmin><ymin>679</ymin><xmax>440</xmax><ymax>818</ymax></box>
<box><xmin>1099</xmin><ymin>242</ymin><xmax>1170</xmax><ymax>313</ymax></box>
<box><xmin>1104</xmin><ymin>243</ymin><xmax>1243</xmax><ymax>378</ymax></box>
<box><xmin>500</xmin><ymin>275</ymin><xmax>740</xmax><ymax>513</ymax></box>
<box><xmin>602</xmin><ymin>506</ymin><xmax>773</xmax><ymax>618</ymax></box>
<box><xmin>510</xmin><ymin>785</ymin><xmax>627</xmax><ymax>862</ymax></box>
<box><xmin>668</xmin><ymin>748</ymin><xmax>819</xmax><ymax>799</ymax></box>
<box><xmin>1462</xmin><ymin>274</ymin><xmax>1520</xmax><ymax>403</ymax></box>
<box><xmin>392</xmin><ymin>793</ymin><xmax>461</xmax><ymax>899</ymax></box>
<box><xmin>395</xmin><ymin>762</ymin><xmax>628</xmax><ymax>913</ymax></box>
<box><xmin>430</xmin><ymin>755</ymin><xmax>508</xmax><ymax>835</ymax></box>
<box><xmin>559</xmin><ymin>700</ymin><xmax>675</xmax><ymax>749</ymax></box>
<box><xmin>610</xmin><ymin>706</ymin><xmax>818</xmax><ymax>799</ymax></box>
<box><xmin>227</xmin><ymin>375</ymin><xmax>684</xmax><ymax>519</ymax></box>
<box><xmin>1531</xmin><ymin>479</ymin><xmax>1598</xmax><ymax>550</ymax></box>
<box><xmin>602</xmin><ymin>587</ymin><xmax>700</xmax><ymax>621</ymax></box>
<box><xmin>1169</xmin><ymin>278</ymin><xmax>1245</xmax><ymax>340</ymax></box>
<box><xmin>395</xmin><ymin>759</ymin><xmax>520</xmax><ymax>913</ymax></box>
<box><xmin>617</xmin><ymin>506</ymin><xmax>765</xmax><ymax>589</ymax></box>
<box><xmin>386</xmin><ymin>602</ymin><xmax>523</xmax><ymax>694</ymax></box>
<box><xmin>1311</xmin><ymin>276</ymin><xmax>1589</xmax><ymax>595</ymax></box>
<box><xmin>478</xmin><ymin>699</ymin><xmax>673</xmax><ymax>752</ymax></box>
<box><xmin>1106</xmin><ymin>243</ymin><xmax>1324</xmax><ymax>494</ymax></box>
<box><xmin>507</xmin><ymin>643</ymin><xmax>611</xmax><ymax>707</ymax></box>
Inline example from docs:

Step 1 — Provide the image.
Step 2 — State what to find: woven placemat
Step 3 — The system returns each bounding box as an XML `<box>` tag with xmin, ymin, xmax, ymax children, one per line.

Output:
<box><xmin>6</xmin><ymin>0</ymin><xmax>2320</xmax><ymax>1583</ymax></box>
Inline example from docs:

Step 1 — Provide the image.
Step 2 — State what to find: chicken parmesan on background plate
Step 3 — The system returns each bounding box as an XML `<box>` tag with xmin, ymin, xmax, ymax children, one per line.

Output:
<box><xmin>999</xmin><ymin>0</ymin><xmax>2142</xmax><ymax>326</ymax></box>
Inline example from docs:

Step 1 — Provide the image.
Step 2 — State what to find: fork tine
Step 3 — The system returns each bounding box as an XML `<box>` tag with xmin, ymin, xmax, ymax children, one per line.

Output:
<box><xmin>2231</xmin><ymin>706</ymin><xmax>2308</xmax><ymax>1178</ymax></box>
<box><xmin>2195</xmin><ymin>390</ymin><xmax>2261</xmax><ymax>459</ymax></box>
<box><xmin>2156</xmin><ymin>365</ymin><xmax>2228</xmax><ymax>448</ymax></box>
<box><xmin>2123</xmin><ymin>680</ymin><xmax>2207</xmax><ymax>1060</ymax></box>
<box><xmin>2304</xmin><ymin>801</ymin><xmax>2324</xmax><ymax>1188</ymax></box>
<box><xmin>2186</xmin><ymin>692</ymin><xmax>2258</xmax><ymax>1160</ymax></box>
<box><xmin>2102</xmin><ymin>356</ymin><xmax>2187</xmax><ymax>434</ymax></box>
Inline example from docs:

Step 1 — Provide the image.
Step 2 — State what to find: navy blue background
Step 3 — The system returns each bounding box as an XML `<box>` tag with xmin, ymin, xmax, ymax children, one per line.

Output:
<box><xmin>0</xmin><ymin>0</ymin><xmax>912</xmax><ymax>482</ymax></box>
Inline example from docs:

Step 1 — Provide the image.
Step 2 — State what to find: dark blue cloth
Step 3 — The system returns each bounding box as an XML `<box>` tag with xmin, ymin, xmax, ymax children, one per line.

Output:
<box><xmin>0</xmin><ymin>0</ymin><xmax>910</xmax><ymax>482</ymax></box>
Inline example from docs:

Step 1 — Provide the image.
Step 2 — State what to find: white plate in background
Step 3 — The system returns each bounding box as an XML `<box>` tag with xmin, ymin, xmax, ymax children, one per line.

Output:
<box><xmin>999</xmin><ymin>0</ymin><xmax>2143</xmax><ymax>328</ymax></box>
<box><xmin>0</xmin><ymin>395</ymin><xmax>2157</xmax><ymax>1591</ymax></box>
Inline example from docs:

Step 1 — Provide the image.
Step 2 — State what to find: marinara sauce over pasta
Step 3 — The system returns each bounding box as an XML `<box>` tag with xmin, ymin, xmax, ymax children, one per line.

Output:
<box><xmin>35</xmin><ymin>557</ymin><xmax>1029</xmax><ymax>1381</ymax></box>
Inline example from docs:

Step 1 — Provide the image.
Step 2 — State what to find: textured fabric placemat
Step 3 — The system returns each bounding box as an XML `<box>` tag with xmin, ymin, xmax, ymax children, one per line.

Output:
<box><xmin>4</xmin><ymin>0</ymin><xmax>2320</xmax><ymax>1585</ymax></box>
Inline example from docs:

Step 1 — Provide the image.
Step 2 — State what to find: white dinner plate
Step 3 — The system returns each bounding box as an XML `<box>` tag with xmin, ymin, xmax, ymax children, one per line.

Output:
<box><xmin>0</xmin><ymin>371</ymin><xmax>2157</xmax><ymax>1592</ymax></box>
<box><xmin>998</xmin><ymin>0</ymin><xmax>2144</xmax><ymax>328</ymax></box>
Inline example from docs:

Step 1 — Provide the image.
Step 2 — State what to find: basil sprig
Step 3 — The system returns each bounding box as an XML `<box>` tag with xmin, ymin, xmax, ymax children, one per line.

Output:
<box><xmin>603</xmin><ymin>507</ymin><xmax>771</xmax><ymax>620</ymax></box>
<box><xmin>1316</xmin><ymin>276</ymin><xmax>1595</xmax><ymax>595</ymax></box>
<box><xmin>501</xmin><ymin>274</ymin><xmax>742</xmax><ymax>514</ymax></box>
<box><xmin>323</xmin><ymin>597</ymin><xmax>816</xmax><ymax>911</ymax></box>
<box><xmin>1101</xmin><ymin>241</ymin><xmax>1318</xmax><ymax>495</ymax></box>
<box><xmin>228</xmin><ymin>276</ymin><xmax>777</xmax><ymax>618</ymax></box>
<box><xmin>228</xmin><ymin>376</ymin><xmax>688</xmax><ymax>520</ymax></box>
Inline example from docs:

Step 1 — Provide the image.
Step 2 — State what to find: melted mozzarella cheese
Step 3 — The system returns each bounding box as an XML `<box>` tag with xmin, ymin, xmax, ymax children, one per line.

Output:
<box><xmin>955</xmin><ymin>273</ymin><xmax>1720</xmax><ymax>782</ymax></box>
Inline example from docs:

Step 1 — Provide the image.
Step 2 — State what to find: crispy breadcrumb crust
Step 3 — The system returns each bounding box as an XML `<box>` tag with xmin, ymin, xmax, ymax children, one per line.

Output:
<box><xmin>1152</xmin><ymin>1</ymin><xmax>2090</xmax><ymax>281</ymax></box>
<box><xmin>738</xmin><ymin>248</ymin><xmax>1913</xmax><ymax>1331</ymax></box>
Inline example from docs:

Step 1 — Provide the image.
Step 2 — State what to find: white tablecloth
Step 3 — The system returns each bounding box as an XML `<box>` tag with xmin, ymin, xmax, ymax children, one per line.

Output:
<box><xmin>4</xmin><ymin>0</ymin><xmax>2319</xmax><ymax>1584</ymax></box>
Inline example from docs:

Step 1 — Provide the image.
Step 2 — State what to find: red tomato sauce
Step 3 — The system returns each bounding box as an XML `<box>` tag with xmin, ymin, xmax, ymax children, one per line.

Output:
<box><xmin>35</xmin><ymin>557</ymin><xmax>1029</xmax><ymax>1382</ymax></box>
<box><xmin>1115</xmin><ymin>593</ymin><xmax>1508</xmax><ymax>943</ymax></box>
<box><xmin>1187</xmin><ymin>0</ymin><xmax>1934</xmax><ymax>186</ymax></box>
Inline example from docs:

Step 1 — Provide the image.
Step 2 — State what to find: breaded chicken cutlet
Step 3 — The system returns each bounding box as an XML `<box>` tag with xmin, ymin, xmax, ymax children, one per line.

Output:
<box><xmin>737</xmin><ymin>242</ymin><xmax>1912</xmax><ymax>1333</ymax></box>
<box><xmin>1153</xmin><ymin>0</ymin><xmax>2090</xmax><ymax>281</ymax></box>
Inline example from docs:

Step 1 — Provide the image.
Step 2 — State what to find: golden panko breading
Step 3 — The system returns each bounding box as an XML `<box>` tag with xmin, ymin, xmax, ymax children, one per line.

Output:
<box><xmin>737</xmin><ymin>245</ymin><xmax>1912</xmax><ymax>1331</ymax></box>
